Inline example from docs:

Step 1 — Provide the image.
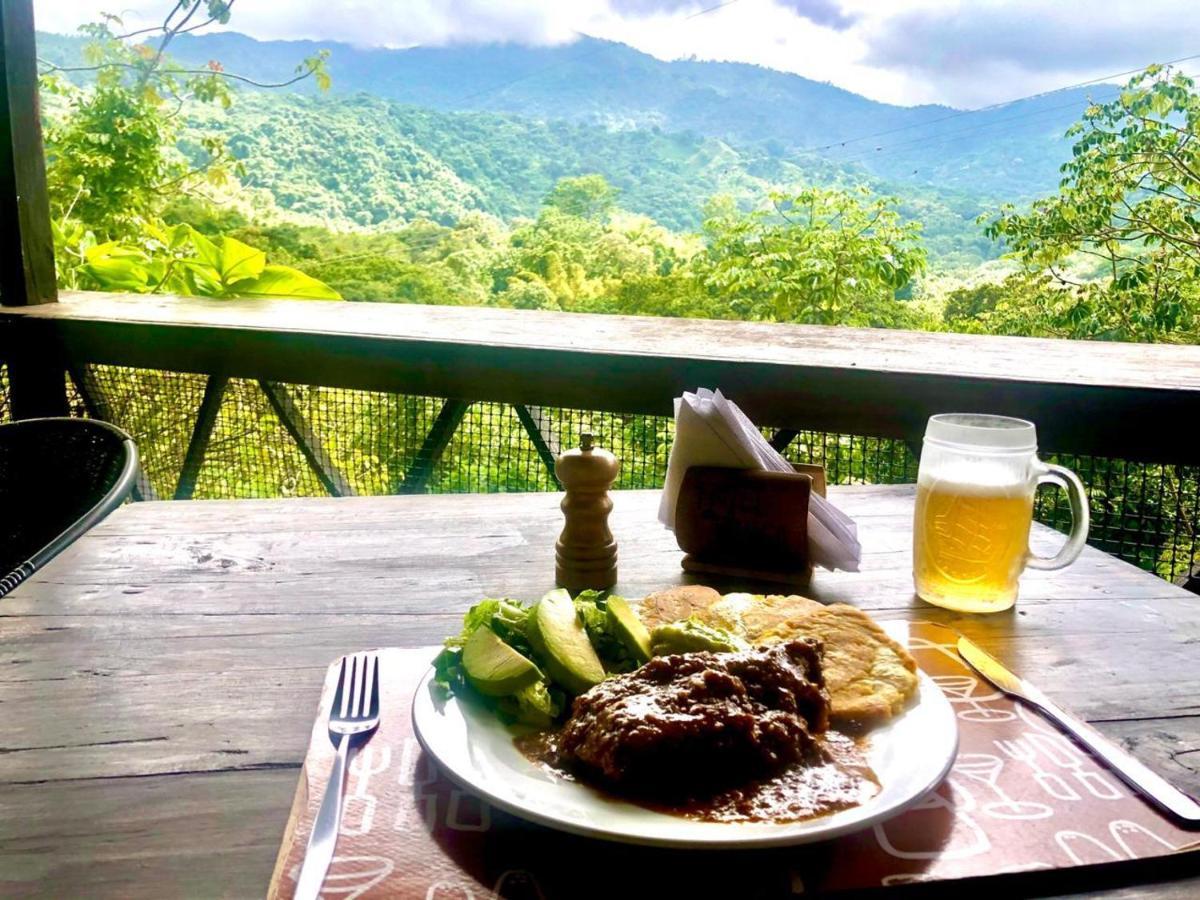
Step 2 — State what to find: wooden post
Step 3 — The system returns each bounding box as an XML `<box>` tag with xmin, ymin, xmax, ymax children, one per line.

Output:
<box><xmin>399</xmin><ymin>399</ymin><xmax>469</xmax><ymax>494</ymax></box>
<box><xmin>1</xmin><ymin>0</ymin><xmax>66</xmax><ymax>417</ymax></box>
<box><xmin>174</xmin><ymin>375</ymin><xmax>228</xmax><ymax>500</ymax></box>
<box><xmin>513</xmin><ymin>404</ymin><xmax>562</xmax><ymax>488</ymax></box>
<box><xmin>0</xmin><ymin>0</ymin><xmax>56</xmax><ymax>307</ymax></box>
<box><xmin>259</xmin><ymin>380</ymin><xmax>356</xmax><ymax>497</ymax></box>
<box><xmin>769</xmin><ymin>428</ymin><xmax>799</xmax><ymax>453</ymax></box>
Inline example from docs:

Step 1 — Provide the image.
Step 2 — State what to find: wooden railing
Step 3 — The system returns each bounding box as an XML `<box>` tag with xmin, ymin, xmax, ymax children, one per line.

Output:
<box><xmin>2</xmin><ymin>1</ymin><xmax>1196</xmax><ymax>580</ymax></box>
<box><xmin>3</xmin><ymin>290</ymin><xmax>1200</xmax><ymax>467</ymax></box>
<box><xmin>3</xmin><ymin>290</ymin><xmax>1200</xmax><ymax>585</ymax></box>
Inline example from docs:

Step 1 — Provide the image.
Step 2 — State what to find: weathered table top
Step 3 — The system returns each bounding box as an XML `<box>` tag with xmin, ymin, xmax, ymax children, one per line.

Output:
<box><xmin>2</xmin><ymin>486</ymin><xmax>1198</xmax><ymax>898</ymax></box>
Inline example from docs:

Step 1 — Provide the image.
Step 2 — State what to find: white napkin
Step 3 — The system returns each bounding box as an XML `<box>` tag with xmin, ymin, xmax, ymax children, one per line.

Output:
<box><xmin>658</xmin><ymin>388</ymin><xmax>862</xmax><ymax>572</ymax></box>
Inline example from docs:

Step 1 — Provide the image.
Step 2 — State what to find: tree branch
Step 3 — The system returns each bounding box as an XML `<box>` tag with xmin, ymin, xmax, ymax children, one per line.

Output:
<box><xmin>176</xmin><ymin>2</ymin><xmax>238</xmax><ymax>37</ymax></box>
<box><xmin>1165</xmin><ymin>149</ymin><xmax>1200</xmax><ymax>186</ymax></box>
<box><xmin>140</xmin><ymin>0</ymin><xmax>201</xmax><ymax>88</ymax></box>
<box><xmin>38</xmin><ymin>59</ymin><xmax>321</xmax><ymax>89</ymax></box>
<box><xmin>115</xmin><ymin>1</ymin><xmax>237</xmax><ymax>41</ymax></box>
<box><xmin>1048</xmin><ymin>265</ymin><xmax>1083</xmax><ymax>287</ymax></box>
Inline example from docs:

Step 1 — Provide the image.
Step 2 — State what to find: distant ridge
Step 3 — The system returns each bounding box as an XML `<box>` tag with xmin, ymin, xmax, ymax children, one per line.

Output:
<box><xmin>36</xmin><ymin>29</ymin><xmax>1107</xmax><ymax>198</ymax></box>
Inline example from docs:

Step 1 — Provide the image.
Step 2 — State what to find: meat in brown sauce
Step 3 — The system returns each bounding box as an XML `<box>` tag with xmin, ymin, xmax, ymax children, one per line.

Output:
<box><xmin>557</xmin><ymin>639</ymin><xmax>830</xmax><ymax>801</ymax></box>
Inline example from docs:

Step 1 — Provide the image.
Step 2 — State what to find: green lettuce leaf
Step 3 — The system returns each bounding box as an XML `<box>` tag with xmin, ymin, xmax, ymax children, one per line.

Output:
<box><xmin>573</xmin><ymin>591</ymin><xmax>639</xmax><ymax>674</ymax></box>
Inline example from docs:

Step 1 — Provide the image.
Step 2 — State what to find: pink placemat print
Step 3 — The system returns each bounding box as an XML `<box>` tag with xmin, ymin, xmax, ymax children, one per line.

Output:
<box><xmin>267</xmin><ymin>623</ymin><xmax>1199</xmax><ymax>899</ymax></box>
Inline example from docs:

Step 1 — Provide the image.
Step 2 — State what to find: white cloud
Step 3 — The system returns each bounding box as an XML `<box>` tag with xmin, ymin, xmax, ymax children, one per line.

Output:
<box><xmin>856</xmin><ymin>0</ymin><xmax>1200</xmax><ymax>106</ymax></box>
<box><xmin>33</xmin><ymin>0</ymin><xmax>593</xmax><ymax>48</ymax></box>
<box><xmin>32</xmin><ymin>0</ymin><xmax>1200</xmax><ymax>108</ymax></box>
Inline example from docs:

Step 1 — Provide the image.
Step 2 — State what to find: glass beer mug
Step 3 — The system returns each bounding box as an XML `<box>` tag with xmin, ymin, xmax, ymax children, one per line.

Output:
<box><xmin>914</xmin><ymin>414</ymin><xmax>1089</xmax><ymax>613</ymax></box>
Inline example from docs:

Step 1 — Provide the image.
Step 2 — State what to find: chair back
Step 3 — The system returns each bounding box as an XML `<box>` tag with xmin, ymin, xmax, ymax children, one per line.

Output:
<box><xmin>0</xmin><ymin>418</ymin><xmax>139</xmax><ymax>595</ymax></box>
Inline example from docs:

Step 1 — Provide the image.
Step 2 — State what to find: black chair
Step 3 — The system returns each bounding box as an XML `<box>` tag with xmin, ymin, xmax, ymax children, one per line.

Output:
<box><xmin>0</xmin><ymin>417</ymin><xmax>139</xmax><ymax>598</ymax></box>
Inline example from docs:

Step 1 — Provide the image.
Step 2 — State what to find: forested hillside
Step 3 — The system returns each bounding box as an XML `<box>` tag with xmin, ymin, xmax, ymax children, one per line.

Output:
<box><xmin>176</xmin><ymin>92</ymin><xmax>993</xmax><ymax>265</ymax></box>
<box><xmin>154</xmin><ymin>32</ymin><xmax>1103</xmax><ymax>199</ymax></box>
<box><xmin>37</xmin><ymin>29</ymin><xmax>1105</xmax><ymax>203</ymax></box>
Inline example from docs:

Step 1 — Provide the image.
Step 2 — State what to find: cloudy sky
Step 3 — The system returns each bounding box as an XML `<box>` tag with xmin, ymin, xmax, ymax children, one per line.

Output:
<box><xmin>33</xmin><ymin>0</ymin><xmax>1200</xmax><ymax>108</ymax></box>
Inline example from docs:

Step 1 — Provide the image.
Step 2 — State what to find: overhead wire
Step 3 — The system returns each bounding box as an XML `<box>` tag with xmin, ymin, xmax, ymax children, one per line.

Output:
<box><xmin>820</xmin><ymin>87</ymin><xmax>1124</xmax><ymax>169</ymax></box>
<box><xmin>712</xmin><ymin>52</ymin><xmax>1192</xmax><ymax>179</ymax></box>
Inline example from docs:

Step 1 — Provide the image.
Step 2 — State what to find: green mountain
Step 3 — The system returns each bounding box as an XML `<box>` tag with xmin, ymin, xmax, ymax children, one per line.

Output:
<box><xmin>35</xmin><ymin>28</ymin><xmax>1104</xmax><ymax>266</ymax></box>
<box><xmin>154</xmin><ymin>31</ymin><xmax>1114</xmax><ymax>201</ymax></box>
<box><xmin>180</xmin><ymin>92</ymin><xmax>994</xmax><ymax>265</ymax></box>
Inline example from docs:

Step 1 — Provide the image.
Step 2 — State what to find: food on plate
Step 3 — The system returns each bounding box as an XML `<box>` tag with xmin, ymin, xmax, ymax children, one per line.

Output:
<box><xmin>649</xmin><ymin>617</ymin><xmax>751</xmax><ymax>655</ymax></box>
<box><xmin>462</xmin><ymin>625</ymin><xmax>542</xmax><ymax>697</ymax></box>
<box><xmin>640</xmin><ymin>592</ymin><xmax>920</xmax><ymax>728</ymax></box>
<box><xmin>559</xmin><ymin>640</ymin><xmax>828</xmax><ymax>797</ymax></box>
<box><xmin>637</xmin><ymin>585</ymin><xmax>722</xmax><ymax>630</ymax></box>
<box><xmin>517</xmin><ymin>638</ymin><xmax>881</xmax><ymax>821</ymax></box>
<box><xmin>705</xmin><ymin>592</ymin><xmax>825</xmax><ymax>642</ymax></box>
<box><xmin>604</xmin><ymin>595</ymin><xmax>652</xmax><ymax>663</ymax></box>
<box><xmin>527</xmin><ymin>589</ymin><xmax>606</xmax><ymax>694</ymax></box>
<box><xmin>433</xmin><ymin>590</ymin><xmax>648</xmax><ymax>728</ymax></box>
<box><xmin>433</xmin><ymin>596</ymin><xmax>564</xmax><ymax>727</ymax></box>
<box><xmin>432</xmin><ymin>587</ymin><xmax>914</xmax><ymax>822</ymax></box>
<box><xmin>759</xmin><ymin>604</ymin><xmax>918</xmax><ymax>727</ymax></box>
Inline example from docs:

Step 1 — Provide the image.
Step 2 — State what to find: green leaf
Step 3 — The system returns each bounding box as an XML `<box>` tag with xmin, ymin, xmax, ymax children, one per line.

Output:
<box><xmin>179</xmin><ymin>259</ymin><xmax>224</xmax><ymax>296</ymax></box>
<box><xmin>216</xmin><ymin>236</ymin><xmax>266</xmax><ymax>285</ymax></box>
<box><xmin>229</xmin><ymin>264</ymin><xmax>342</xmax><ymax>300</ymax></box>
<box><xmin>167</xmin><ymin>223</ymin><xmax>193</xmax><ymax>251</ymax></box>
<box><xmin>80</xmin><ymin>248</ymin><xmax>154</xmax><ymax>292</ymax></box>
<box><xmin>189</xmin><ymin>230</ymin><xmax>222</xmax><ymax>270</ymax></box>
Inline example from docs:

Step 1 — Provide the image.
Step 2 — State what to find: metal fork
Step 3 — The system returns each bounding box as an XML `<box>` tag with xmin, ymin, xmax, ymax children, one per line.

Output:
<box><xmin>295</xmin><ymin>652</ymin><xmax>381</xmax><ymax>900</ymax></box>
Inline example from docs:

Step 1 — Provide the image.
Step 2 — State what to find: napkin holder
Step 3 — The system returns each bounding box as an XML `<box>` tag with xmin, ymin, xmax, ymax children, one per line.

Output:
<box><xmin>674</xmin><ymin>464</ymin><xmax>827</xmax><ymax>584</ymax></box>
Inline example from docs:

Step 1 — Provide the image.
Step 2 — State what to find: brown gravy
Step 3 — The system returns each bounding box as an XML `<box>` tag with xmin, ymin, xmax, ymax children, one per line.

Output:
<box><xmin>515</xmin><ymin>729</ymin><xmax>879</xmax><ymax>824</ymax></box>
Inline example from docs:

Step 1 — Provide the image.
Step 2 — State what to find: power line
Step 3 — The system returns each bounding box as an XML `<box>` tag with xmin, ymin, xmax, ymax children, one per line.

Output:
<box><xmin>823</xmin><ymin>86</ymin><xmax>1123</xmax><ymax>169</ymax></box>
<box><xmin>685</xmin><ymin>0</ymin><xmax>743</xmax><ymax>19</ymax></box>
<box><xmin>739</xmin><ymin>53</ymin><xmax>1193</xmax><ymax>175</ymax></box>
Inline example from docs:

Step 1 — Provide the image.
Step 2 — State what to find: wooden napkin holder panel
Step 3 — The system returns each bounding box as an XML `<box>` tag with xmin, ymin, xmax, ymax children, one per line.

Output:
<box><xmin>675</xmin><ymin>464</ymin><xmax>827</xmax><ymax>584</ymax></box>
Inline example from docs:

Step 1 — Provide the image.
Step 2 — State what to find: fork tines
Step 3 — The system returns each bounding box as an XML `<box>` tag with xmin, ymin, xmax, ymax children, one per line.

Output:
<box><xmin>331</xmin><ymin>652</ymin><xmax>380</xmax><ymax>727</ymax></box>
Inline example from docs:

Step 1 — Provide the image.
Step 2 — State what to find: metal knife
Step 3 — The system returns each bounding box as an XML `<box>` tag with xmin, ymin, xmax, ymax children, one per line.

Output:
<box><xmin>957</xmin><ymin>636</ymin><xmax>1200</xmax><ymax>824</ymax></box>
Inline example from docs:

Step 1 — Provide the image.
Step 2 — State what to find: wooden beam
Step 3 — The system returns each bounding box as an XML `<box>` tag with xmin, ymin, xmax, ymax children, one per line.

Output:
<box><xmin>1</xmin><ymin>0</ymin><xmax>65</xmax><ymax>418</ymax></box>
<box><xmin>0</xmin><ymin>0</ymin><xmax>56</xmax><ymax>306</ymax></box>
<box><xmin>769</xmin><ymin>428</ymin><xmax>798</xmax><ymax>453</ymax></box>
<box><xmin>513</xmin><ymin>404</ymin><xmax>562</xmax><ymax>487</ymax></box>
<box><xmin>68</xmin><ymin>364</ymin><xmax>160</xmax><ymax>501</ymax></box>
<box><xmin>258</xmin><ymin>380</ymin><xmax>356</xmax><ymax>497</ymax></box>
<box><xmin>5</xmin><ymin>292</ymin><xmax>1200</xmax><ymax>464</ymax></box>
<box><xmin>5</xmin><ymin>351</ymin><xmax>67</xmax><ymax>418</ymax></box>
<box><xmin>398</xmin><ymin>398</ymin><xmax>469</xmax><ymax>494</ymax></box>
<box><xmin>174</xmin><ymin>374</ymin><xmax>227</xmax><ymax>501</ymax></box>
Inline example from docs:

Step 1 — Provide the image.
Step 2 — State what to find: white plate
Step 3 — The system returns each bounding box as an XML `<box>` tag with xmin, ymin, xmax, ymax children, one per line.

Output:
<box><xmin>412</xmin><ymin>656</ymin><xmax>958</xmax><ymax>848</ymax></box>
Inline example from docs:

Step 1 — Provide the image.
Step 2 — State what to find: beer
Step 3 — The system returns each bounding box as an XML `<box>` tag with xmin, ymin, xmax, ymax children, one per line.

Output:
<box><xmin>914</xmin><ymin>470</ymin><xmax>1034</xmax><ymax>613</ymax></box>
<box><xmin>913</xmin><ymin>413</ymin><xmax>1088</xmax><ymax>615</ymax></box>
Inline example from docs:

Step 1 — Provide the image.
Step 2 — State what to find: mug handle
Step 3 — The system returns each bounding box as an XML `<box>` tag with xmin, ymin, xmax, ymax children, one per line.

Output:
<box><xmin>1026</xmin><ymin>462</ymin><xmax>1090</xmax><ymax>570</ymax></box>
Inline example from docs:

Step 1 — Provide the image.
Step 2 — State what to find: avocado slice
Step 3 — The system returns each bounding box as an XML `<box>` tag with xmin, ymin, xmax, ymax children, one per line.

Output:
<box><xmin>527</xmin><ymin>589</ymin><xmax>606</xmax><ymax>694</ymax></box>
<box><xmin>462</xmin><ymin>626</ymin><xmax>542</xmax><ymax>697</ymax></box>
<box><xmin>650</xmin><ymin>617</ymin><xmax>751</xmax><ymax>656</ymax></box>
<box><xmin>606</xmin><ymin>595</ymin><xmax>652</xmax><ymax>664</ymax></box>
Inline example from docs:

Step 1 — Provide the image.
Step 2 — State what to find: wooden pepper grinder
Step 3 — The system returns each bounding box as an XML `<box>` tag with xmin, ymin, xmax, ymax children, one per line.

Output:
<box><xmin>555</xmin><ymin>432</ymin><xmax>620</xmax><ymax>593</ymax></box>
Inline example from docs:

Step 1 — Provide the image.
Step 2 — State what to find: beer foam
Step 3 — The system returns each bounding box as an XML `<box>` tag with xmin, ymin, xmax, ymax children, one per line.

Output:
<box><xmin>918</xmin><ymin>461</ymin><xmax>1033</xmax><ymax>498</ymax></box>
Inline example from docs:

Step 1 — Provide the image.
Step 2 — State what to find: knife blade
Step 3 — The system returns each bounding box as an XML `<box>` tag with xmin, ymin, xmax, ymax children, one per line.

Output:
<box><xmin>957</xmin><ymin>636</ymin><xmax>1200</xmax><ymax>824</ymax></box>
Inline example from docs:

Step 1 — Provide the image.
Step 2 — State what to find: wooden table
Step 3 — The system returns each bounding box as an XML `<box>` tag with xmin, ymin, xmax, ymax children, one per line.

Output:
<box><xmin>2</xmin><ymin>486</ymin><xmax>1198</xmax><ymax>898</ymax></box>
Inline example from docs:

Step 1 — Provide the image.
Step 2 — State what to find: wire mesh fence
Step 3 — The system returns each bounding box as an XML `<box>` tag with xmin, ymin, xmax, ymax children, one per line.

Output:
<box><xmin>0</xmin><ymin>364</ymin><xmax>10</xmax><ymax>424</ymax></box>
<box><xmin>1</xmin><ymin>364</ymin><xmax>1195</xmax><ymax>582</ymax></box>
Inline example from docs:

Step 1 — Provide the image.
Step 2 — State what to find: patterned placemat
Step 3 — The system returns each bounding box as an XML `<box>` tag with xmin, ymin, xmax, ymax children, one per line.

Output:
<box><xmin>268</xmin><ymin>622</ymin><xmax>1199</xmax><ymax>898</ymax></box>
